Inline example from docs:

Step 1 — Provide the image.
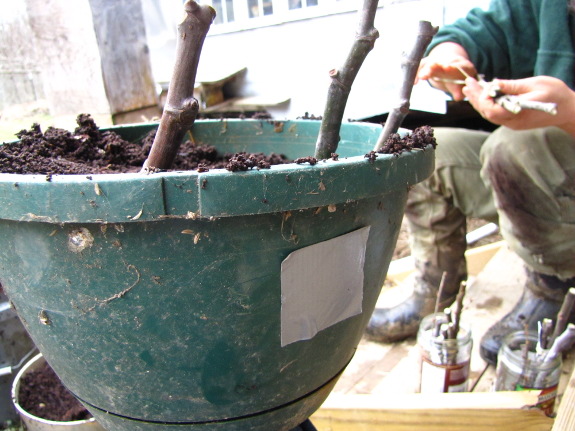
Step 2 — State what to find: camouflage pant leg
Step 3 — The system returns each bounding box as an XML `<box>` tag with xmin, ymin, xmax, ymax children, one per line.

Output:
<box><xmin>407</xmin><ymin>127</ymin><xmax>498</xmax><ymax>270</ymax></box>
<box><xmin>480</xmin><ymin>126</ymin><xmax>575</xmax><ymax>279</ymax></box>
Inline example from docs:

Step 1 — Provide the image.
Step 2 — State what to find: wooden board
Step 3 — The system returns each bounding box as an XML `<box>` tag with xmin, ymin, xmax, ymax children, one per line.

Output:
<box><xmin>553</xmin><ymin>364</ymin><xmax>575</xmax><ymax>430</ymax></box>
<box><xmin>201</xmin><ymin>95</ymin><xmax>291</xmax><ymax>113</ymax></box>
<box><xmin>88</xmin><ymin>0</ymin><xmax>159</xmax><ymax>116</ymax></box>
<box><xmin>311</xmin><ymin>392</ymin><xmax>554</xmax><ymax>431</ymax></box>
<box><xmin>386</xmin><ymin>240</ymin><xmax>504</xmax><ymax>285</ymax></box>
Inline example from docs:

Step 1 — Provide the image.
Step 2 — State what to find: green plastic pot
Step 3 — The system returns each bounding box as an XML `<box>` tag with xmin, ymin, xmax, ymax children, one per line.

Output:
<box><xmin>0</xmin><ymin>119</ymin><xmax>434</xmax><ymax>430</ymax></box>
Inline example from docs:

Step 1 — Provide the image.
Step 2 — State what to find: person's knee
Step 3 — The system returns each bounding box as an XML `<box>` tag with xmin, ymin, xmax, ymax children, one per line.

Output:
<box><xmin>481</xmin><ymin>127</ymin><xmax>523</xmax><ymax>163</ymax></box>
<box><xmin>480</xmin><ymin>126</ymin><xmax>567</xmax><ymax>171</ymax></box>
<box><xmin>480</xmin><ymin>127</ymin><xmax>539</xmax><ymax>186</ymax></box>
<box><xmin>480</xmin><ymin>126</ymin><xmax>570</xmax><ymax>219</ymax></box>
<box><xmin>432</xmin><ymin>127</ymin><xmax>489</xmax><ymax>169</ymax></box>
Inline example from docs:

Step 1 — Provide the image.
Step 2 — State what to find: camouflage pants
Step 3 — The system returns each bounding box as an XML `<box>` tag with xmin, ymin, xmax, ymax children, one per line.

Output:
<box><xmin>407</xmin><ymin>126</ymin><xmax>575</xmax><ymax>280</ymax></box>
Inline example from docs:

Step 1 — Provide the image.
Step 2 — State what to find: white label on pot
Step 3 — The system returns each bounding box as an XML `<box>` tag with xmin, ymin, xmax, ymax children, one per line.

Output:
<box><xmin>280</xmin><ymin>226</ymin><xmax>370</xmax><ymax>347</ymax></box>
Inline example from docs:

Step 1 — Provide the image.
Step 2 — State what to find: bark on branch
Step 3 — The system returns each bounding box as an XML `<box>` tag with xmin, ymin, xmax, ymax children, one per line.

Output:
<box><xmin>314</xmin><ymin>0</ymin><xmax>379</xmax><ymax>160</ymax></box>
<box><xmin>142</xmin><ymin>1</ymin><xmax>215</xmax><ymax>171</ymax></box>
<box><xmin>373</xmin><ymin>21</ymin><xmax>437</xmax><ymax>151</ymax></box>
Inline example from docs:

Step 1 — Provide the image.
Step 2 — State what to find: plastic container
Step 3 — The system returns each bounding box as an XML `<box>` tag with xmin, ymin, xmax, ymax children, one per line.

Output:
<box><xmin>495</xmin><ymin>331</ymin><xmax>562</xmax><ymax>416</ymax></box>
<box><xmin>0</xmin><ymin>120</ymin><xmax>434</xmax><ymax>430</ymax></box>
<box><xmin>12</xmin><ymin>353</ymin><xmax>105</xmax><ymax>430</ymax></box>
<box><xmin>418</xmin><ymin>312</ymin><xmax>472</xmax><ymax>393</ymax></box>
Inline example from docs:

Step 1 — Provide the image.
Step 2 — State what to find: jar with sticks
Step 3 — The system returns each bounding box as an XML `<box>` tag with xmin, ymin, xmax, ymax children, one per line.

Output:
<box><xmin>494</xmin><ymin>330</ymin><xmax>562</xmax><ymax>417</ymax></box>
<box><xmin>417</xmin><ymin>311</ymin><xmax>473</xmax><ymax>393</ymax></box>
<box><xmin>418</xmin><ymin>278</ymin><xmax>472</xmax><ymax>393</ymax></box>
<box><xmin>495</xmin><ymin>287</ymin><xmax>575</xmax><ymax>417</ymax></box>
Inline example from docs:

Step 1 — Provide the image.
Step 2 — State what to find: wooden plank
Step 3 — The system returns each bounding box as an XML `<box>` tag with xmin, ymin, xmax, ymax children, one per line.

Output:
<box><xmin>88</xmin><ymin>0</ymin><xmax>159</xmax><ymax>116</ymax></box>
<box><xmin>353</xmin><ymin>342</ymin><xmax>415</xmax><ymax>395</ymax></box>
<box><xmin>553</xmin><ymin>358</ymin><xmax>575</xmax><ymax>430</ymax></box>
<box><xmin>387</xmin><ymin>241</ymin><xmax>504</xmax><ymax>284</ymax></box>
<box><xmin>331</xmin><ymin>341</ymin><xmax>395</xmax><ymax>394</ymax></box>
<box><xmin>466</xmin><ymin>241</ymin><xmax>504</xmax><ymax>277</ymax></box>
<box><xmin>196</xmin><ymin>66</ymin><xmax>247</xmax><ymax>85</ymax></box>
<box><xmin>201</xmin><ymin>95</ymin><xmax>291</xmax><ymax>113</ymax></box>
<box><xmin>311</xmin><ymin>392</ymin><xmax>553</xmax><ymax>431</ymax></box>
<box><xmin>370</xmin><ymin>343</ymin><xmax>421</xmax><ymax>395</ymax></box>
<box><xmin>319</xmin><ymin>392</ymin><xmax>546</xmax><ymax>413</ymax></box>
<box><xmin>558</xmin><ymin>349</ymin><xmax>575</xmax><ymax>403</ymax></box>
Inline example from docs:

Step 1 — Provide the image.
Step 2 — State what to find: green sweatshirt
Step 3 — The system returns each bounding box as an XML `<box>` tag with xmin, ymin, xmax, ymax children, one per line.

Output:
<box><xmin>428</xmin><ymin>0</ymin><xmax>575</xmax><ymax>89</ymax></box>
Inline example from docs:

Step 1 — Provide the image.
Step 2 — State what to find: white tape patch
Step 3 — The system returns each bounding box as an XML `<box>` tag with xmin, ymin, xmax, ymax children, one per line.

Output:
<box><xmin>280</xmin><ymin>226</ymin><xmax>370</xmax><ymax>347</ymax></box>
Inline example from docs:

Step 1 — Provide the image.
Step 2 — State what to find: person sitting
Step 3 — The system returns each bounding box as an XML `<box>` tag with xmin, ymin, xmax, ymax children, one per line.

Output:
<box><xmin>365</xmin><ymin>0</ymin><xmax>575</xmax><ymax>364</ymax></box>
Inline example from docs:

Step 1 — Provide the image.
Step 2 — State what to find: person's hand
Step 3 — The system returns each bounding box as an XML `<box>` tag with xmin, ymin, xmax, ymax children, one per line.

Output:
<box><xmin>462</xmin><ymin>75</ymin><xmax>575</xmax><ymax>136</ymax></box>
<box><xmin>416</xmin><ymin>42</ymin><xmax>478</xmax><ymax>101</ymax></box>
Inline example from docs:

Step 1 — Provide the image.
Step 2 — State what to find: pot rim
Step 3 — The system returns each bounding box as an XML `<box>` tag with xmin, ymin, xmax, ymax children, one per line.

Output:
<box><xmin>0</xmin><ymin>120</ymin><xmax>435</xmax><ymax>222</ymax></box>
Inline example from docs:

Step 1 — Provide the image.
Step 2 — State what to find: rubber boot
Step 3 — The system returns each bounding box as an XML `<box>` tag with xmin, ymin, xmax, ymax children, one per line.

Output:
<box><xmin>479</xmin><ymin>268</ymin><xmax>575</xmax><ymax>365</ymax></box>
<box><xmin>365</xmin><ymin>259</ymin><xmax>466</xmax><ymax>343</ymax></box>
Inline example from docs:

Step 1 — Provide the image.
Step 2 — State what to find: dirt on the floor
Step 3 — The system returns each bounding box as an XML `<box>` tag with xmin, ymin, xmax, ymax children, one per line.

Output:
<box><xmin>18</xmin><ymin>361</ymin><xmax>91</xmax><ymax>422</ymax></box>
<box><xmin>0</xmin><ymin>114</ymin><xmax>436</xmax><ymax>175</ymax></box>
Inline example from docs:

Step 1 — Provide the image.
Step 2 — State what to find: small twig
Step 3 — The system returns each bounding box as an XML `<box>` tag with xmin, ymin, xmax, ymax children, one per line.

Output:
<box><xmin>431</xmin><ymin>315</ymin><xmax>443</xmax><ymax>338</ymax></box>
<box><xmin>430</xmin><ymin>77</ymin><xmax>466</xmax><ymax>85</ymax></box>
<box><xmin>550</xmin><ymin>287</ymin><xmax>575</xmax><ymax>345</ymax></box>
<box><xmin>546</xmin><ymin>323</ymin><xmax>575</xmax><ymax>362</ymax></box>
<box><xmin>454</xmin><ymin>66</ymin><xmax>473</xmax><ymax>80</ymax></box>
<box><xmin>373</xmin><ymin>21</ymin><xmax>437</xmax><ymax>151</ymax></box>
<box><xmin>432</xmin><ymin>271</ymin><xmax>448</xmax><ymax>343</ymax></box>
<box><xmin>142</xmin><ymin>1</ymin><xmax>216</xmax><ymax>171</ymax></box>
<box><xmin>496</xmin><ymin>96</ymin><xmax>557</xmax><ymax>115</ymax></box>
<box><xmin>519</xmin><ymin>337</ymin><xmax>531</xmax><ymax>388</ymax></box>
<box><xmin>451</xmin><ymin>280</ymin><xmax>467</xmax><ymax>339</ymax></box>
<box><xmin>537</xmin><ymin>318</ymin><xmax>553</xmax><ymax>354</ymax></box>
<box><xmin>444</xmin><ymin>307</ymin><xmax>452</xmax><ymax>324</ymax></box>
<box><xmin>441</xmin><ymin>323</ymin><xmax>450</xmax><ymax>341</ymax></box>
<box><xmin>314</xmin><ymin>0</ymin><xmax>379</xmax><ymax>160</ymax></box>
<box><xmin>433</xmin><ymin>271</ymin><xmax>448</xmax><ymax>315</ymax></box>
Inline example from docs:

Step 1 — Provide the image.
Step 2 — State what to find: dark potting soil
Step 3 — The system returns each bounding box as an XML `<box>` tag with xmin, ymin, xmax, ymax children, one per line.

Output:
<box><xmin>0</xmin><ymin>114</ymin><xmax>436</xmax><ymax>175</ymax></box>
<box><xmin>0</xmin><ymin>114</ymin><xmax>290</xmax><ymax>175</ymax></box>
<box><xmin>18</xmin><ymin>360</ymin><xmax>92</xmax><ymax>422</ymax></box>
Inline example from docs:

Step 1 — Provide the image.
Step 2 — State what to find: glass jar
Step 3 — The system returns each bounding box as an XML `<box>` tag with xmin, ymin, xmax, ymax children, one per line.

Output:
<box><xmin>417</xmin><ymin>312</ymin><xmax>472</xmax><ymax>393</ymax></box>
<box><xmin>495</xmin><ymin>331</ymin><xmax>562</xmax><ymax>417</ymax></box>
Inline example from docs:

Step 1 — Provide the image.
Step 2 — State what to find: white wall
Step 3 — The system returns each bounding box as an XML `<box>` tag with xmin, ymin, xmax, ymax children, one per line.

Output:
<box><xmin>0</xmin><ymin>1</ymin><xmax>44</xmax><ymax>110</ymax></box>
<box><xmin>143</xmin><ymin>0</ymin><xmax>490</xmax><ymax>120</ymax></box>
<box><xmin>24</xmin><ymin>0</ymin><xmax>111</xmax><ymax>117</ymax></box>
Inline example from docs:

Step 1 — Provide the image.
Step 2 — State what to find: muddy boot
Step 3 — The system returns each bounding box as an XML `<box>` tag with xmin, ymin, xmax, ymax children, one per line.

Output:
<box><xmin>479</xmin><ymin>269</ymin><xmax>575</xmax><ymax>365</ymax></box>
<box><xmin>365</xmin><ymin>259</ymin><xmax>466</xmax><ymax>343</ymax></box>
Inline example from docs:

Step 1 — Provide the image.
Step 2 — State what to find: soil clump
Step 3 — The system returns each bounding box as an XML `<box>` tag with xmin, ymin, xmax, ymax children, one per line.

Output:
<box><xmin>0</xmin><ymin>115</ymin><xmax>435</xmax><ymax>175</ymax></box>
<box><xmin>18</xmin><ymin>360</ymin><xmax>92</xmax><ymax>422</ymax></box>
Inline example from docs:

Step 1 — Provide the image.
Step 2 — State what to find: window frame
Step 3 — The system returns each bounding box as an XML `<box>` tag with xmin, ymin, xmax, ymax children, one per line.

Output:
<box><xmin>203</xmin><ymin>0</ymin><xmax>359</xmax><ymax>35</ymax></box>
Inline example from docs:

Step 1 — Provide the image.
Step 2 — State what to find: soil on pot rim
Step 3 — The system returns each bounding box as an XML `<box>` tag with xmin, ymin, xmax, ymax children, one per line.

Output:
<box><xmin>18</xmin><ymin>361</ymin><xmax>92</xmax><ymax>422</ymax></box>
<box><xmin>0</xmin><ymin>114</ymin><xmax>436</xmax><ymax>175</ymax></box>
